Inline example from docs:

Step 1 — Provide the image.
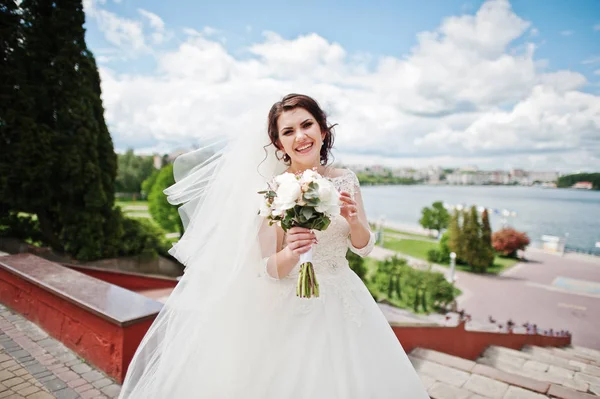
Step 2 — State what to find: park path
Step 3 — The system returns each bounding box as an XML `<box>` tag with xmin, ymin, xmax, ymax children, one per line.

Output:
<box><xmin>371</xmin><ymin>245</ymin><xmax>600</xmax><ymax>349</ymax></box>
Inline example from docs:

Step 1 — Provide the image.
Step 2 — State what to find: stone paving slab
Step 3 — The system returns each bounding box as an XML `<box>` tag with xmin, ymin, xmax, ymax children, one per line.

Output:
<box><xmin>0</xmin><ymin>303</ymin><xmax>121</xmax><ymax>399</ymax></box>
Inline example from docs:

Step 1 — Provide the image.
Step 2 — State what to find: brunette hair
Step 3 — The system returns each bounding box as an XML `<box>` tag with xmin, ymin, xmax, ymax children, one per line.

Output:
<box><xmin>267</xmin><ymin>93</ymin><xmax>336</xmax><ymax>165</ymax></box>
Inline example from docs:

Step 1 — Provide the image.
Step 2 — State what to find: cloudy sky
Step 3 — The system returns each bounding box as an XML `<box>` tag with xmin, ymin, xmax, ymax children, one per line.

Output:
<box><xmin>83</xmin><ymin>0</ymin><xmax>600</xmax><ymax>172</ymax></box>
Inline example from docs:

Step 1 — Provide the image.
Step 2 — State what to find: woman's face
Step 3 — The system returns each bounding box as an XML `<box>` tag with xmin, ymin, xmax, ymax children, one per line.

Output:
<box><xmin>276</xmin><ymin>107</ymin><xmax>325</xmax><ymax>169</ymax></box>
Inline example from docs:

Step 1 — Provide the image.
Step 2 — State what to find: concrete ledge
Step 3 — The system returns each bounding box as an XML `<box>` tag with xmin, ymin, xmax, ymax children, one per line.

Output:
<box><xmin>0</xmin><ymin>254</ymin><xmax>162</xmax><ymax>383</ymax></box>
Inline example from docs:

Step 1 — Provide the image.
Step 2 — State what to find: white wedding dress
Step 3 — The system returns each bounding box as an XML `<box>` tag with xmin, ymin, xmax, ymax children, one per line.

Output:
<box><xmin>120</xmin><ymin>169</ymin><xmax>428</xmax><ymax>399</ymax></box>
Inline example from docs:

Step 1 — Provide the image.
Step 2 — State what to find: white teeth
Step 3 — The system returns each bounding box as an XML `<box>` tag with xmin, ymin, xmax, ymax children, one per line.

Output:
<box><xmin>296</xmin><ymin>143</ymin><xmax>313</xmax><ymax>152</ymax></box>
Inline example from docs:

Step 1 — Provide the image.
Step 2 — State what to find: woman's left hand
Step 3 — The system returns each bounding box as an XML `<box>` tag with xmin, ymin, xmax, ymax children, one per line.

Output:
<box><xmin>339</xmin><ymin>191</ymin><xmax>359</xmax><ymax>225</ymax></box>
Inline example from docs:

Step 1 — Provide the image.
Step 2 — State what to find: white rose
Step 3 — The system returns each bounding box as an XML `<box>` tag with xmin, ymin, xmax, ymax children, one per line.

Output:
<box><xmin>300</xmin><ymin>169</ymin><xmax>319</xmax><ymax>184</ymax></box>
<box><xmin>315</xmin><ymin>178</ymin><xmax>340</xmax><ymax>217</ymax></box>
<box><xmin>275</xmin><ymin>172</ymin><xmax>298</xmax><ymax>186</ymax></box>
<box><xmin>273</xmin><ymin>180</ymin><xmax>301</xmax><ymax>213</ymax></box>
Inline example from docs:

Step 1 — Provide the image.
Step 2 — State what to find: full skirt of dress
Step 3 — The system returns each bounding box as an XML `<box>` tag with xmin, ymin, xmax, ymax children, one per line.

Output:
<box><xmin>120</xmin><ymin>263</ymin><xmax>429</xmax><ymax>399</ymax></box>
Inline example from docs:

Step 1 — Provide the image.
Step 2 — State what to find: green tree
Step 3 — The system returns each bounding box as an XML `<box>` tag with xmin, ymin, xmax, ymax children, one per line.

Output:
<box><xmin>557</xmin><ymin>173</ymin><xmax>600</xmax><ymax>190</ymax></box>
<box><xmin>116</xmin><ymin>149</ymin><xmax>156</xmax><ymax>195</ymax></box>
<box><xmin>447</xmin><ymin>210</ymin><xmax>462</xmax><ymax>260</ymax></box>
<box><xmin>142</xmin><ymin>169</ymin><xmax>160</xmax><ymax>199</ymax></box>
<box><xmin>148</xmin><ymin>164</ymin><xmax>183</xmax><ymax>234</ymax></box>
<box><xmin>480</xmin><ymin>209</ymin><xmax>495</xmax><ymax>269</ymax></box>
<box><xmin>462</xmin><ymin>206</ymin><xmax>487</xmax><ymax>272</ymax></box>
<box><xmin>419</xmin><ymin>201</ymin><xmax>450</xmax><ymax>235</ymax></box>
<box><xmin>0</xmin><ymin>0</ymin><xmax>123</xmax><ymax>260</ymax></box>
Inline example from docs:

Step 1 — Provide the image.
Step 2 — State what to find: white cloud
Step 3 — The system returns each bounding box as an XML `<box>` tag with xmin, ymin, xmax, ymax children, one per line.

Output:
<box><xmin>560</xmin><ymin>30</ymin><xmax>574</xmax><ymax>36</ymax></box>
<box><xmin>86</xmin><ymin>0</ymin><xmax>600</xmax><ymax>171</ymax></box>
<box><xmin>582</xmin><ymin>56</ymin><xmax>600</xmax><ymax>65</ymax></box>
<box><xmin>594</xmin><ymin>24</ymin><xmax>600</xmax><ymax>31</ymax></box>
<box><xmin>529</xmin><ymin>28</ymin><xmax>539</xmax><ymax>36</ymax></box>
<box><xmin>594</xmin><ymin>69</ymin><xmax>600</xmax><ymax>75</ymax></box>
<box><xmin>138</xmin><ymin>9</ymin><xmax>166</xmax><ymax>44</ymax></box>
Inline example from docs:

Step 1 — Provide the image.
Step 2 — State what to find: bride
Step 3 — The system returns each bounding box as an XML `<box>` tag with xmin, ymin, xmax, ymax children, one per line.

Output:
<box><xmin>119</xmin><ymin>94</ymin><xmax>429</xmax><ymax>398</ymax></box>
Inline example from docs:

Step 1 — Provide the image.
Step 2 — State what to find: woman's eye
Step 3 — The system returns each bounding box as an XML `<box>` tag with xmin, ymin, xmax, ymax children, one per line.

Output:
<box><xmin>303</xmin><ymin>122</ymin><xmax>313</xmax><ymax>128</ymax></box>
<box><xmin>282</xmin><ymin>130</ymin><xmax>292</xmax><ymax>136</ymax></box>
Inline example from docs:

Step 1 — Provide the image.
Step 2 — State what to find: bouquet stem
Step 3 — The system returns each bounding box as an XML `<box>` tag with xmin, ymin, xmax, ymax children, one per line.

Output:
<box><xmin>297</xmin><ymin>262</ymin><xmax>320</xmax><ymax>298</ymax></box>
<box><xmin>296</xmin><ymin>247</ymin><xmax>319</xmax><ymax>298</ymax></box>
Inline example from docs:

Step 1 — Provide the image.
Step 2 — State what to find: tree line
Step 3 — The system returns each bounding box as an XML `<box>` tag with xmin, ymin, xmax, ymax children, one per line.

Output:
<box><xmin>557</xmin><ymin>173</ymin><xmax>600</xmax><ymax>190</ymax></box>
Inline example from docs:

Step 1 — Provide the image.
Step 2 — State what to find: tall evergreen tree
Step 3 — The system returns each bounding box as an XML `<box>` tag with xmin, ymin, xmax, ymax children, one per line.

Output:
<box><xmin>0</xmin><ymin>0</ymin><xmax>53</xmax><ymax>224</ymax></box>
<box><xmin>461</xmin><ymin>207</ymin><xmax>477</xmax><ymax>270</ymax></box>
<box><xmin>480</xmin><ymin>209</ymin><xmax>494</xmax><ymax>270</ymax></box>
<box><xmin>1</xmin><ymin>0</ymin><xmax>123</xmax><ymax>260</ymax></box>
<box><xmin>447</xmin><ymin>210</ymin><xmax>462</xmax><ymax>260</ymax></box>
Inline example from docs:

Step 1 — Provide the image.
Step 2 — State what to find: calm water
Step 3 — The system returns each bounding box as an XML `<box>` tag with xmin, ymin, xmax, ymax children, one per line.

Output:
<box><xmin>361</xmin><ymin>185</ymin><xmax>600</xmax><ymax>254</ymax></box>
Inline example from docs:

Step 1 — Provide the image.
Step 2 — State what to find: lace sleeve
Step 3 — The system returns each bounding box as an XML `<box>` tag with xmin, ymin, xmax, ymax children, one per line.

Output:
<box><xmin>258</xmin><ymin>218</ymin><xmax>283</xmax><ymax>280</ymax></box>
<box><xmin>344</xmin><ymin>170</ymin><xmax>375</xmax><ymax>257</ymax></box>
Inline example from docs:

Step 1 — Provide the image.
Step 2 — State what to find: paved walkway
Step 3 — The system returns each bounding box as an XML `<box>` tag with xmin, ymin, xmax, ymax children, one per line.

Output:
<box><xmin>457</xmin><ymin>249</ymin><xmax>600</xmax><ymax>350</ymax></box>
<box><xmin>0</xmin><ymin>304</ymin><xmax>121</xmax><ymax>399</ymax></box>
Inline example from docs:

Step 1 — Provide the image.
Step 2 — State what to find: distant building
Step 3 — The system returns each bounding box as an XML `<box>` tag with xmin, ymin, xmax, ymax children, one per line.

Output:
<box><xmin>572</xmin><ymin>181</ymin><xmax>593</xmax><ymax>189</ymax></box>
<box><xmin>153</xmin><ymin>154</ymin><xmax>163</xmax><ymax>169</ymax></box>
<box><xmin>490</xmin><ymin>170</ymin><xmax>510</xmax><ymax>184</ymax></box>
<box><xmin>528</xmin><ymin>171</ymin><xmax>559</xmax><ymax>183</ymax></box>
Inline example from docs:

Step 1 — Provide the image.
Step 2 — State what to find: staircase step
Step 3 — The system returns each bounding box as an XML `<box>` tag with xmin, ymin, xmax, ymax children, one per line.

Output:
<box><xmin>427</xmin><ymin>381</ymin><xmax>472</xmax><ymax>399</ymax></box>
<box><xmin>472</xmin><ymin>363</ymin><xmax>550</xmax><ymax>394</ymax></box>
<box><xmin>531</xmin><ymin>346</ymin><xmax>600</xmax><ymax>367</ymax></box>
<box><xmin>503</xmin><ymin>386</ymin><xmax>548</xmax><ymax>399</ymax></box>
<box><xmin>409</xmin><ymin>355</ymin><xmax>471</xmax><ymax>388</ymax></box>
<box><xmin>463</xmin><ymin>373</ymin><xmax>509</xmax><ymax>398</ymax></box>
<box><xmin>548</xmin><ymin>384</ymin><xmax>599</xmax><ymax>399</ymax></box>
<box><xmin>411</xmin><ymin>348</ymin><xmax>476</xmax><ymax>372</ymax></box>
<box><xmin>521</xmin><ymin>346</ymin><xmax>582</xmax><ymax>371</ymax></box>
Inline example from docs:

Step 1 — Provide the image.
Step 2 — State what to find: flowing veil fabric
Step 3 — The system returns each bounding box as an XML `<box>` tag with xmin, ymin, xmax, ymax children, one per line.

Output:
<box><xmin>118</xmin><ymin>130</ymin><xmax>287</xmax><ymax>398</ymax></box>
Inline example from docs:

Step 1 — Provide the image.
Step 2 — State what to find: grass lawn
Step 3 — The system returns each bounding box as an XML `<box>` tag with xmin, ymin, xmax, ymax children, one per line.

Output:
<box><xmin>381</xmin><ymin>234</ymin><xmax>519</xmax><ymax>275</ymax></box>
<box><xmin>383</xmin><ymin>237</ymin><xmax>438</xmax><ymax>260</ymax></box>
<box><xmin>116</xmin><ymin>200</ymin><xmax>149</xmax><ymax>208</ymax></box>
<box><xmin>382</xmin><ymin>227</ymin><xmax>436</xmax><ymax>240</ymax></box>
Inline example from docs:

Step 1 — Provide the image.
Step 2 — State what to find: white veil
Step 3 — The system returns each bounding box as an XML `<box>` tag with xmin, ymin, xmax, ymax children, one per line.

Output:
<box><xmin>118</xmin><ymin>128</ymin><xmax>287</xmax><ymax>398</ymax></box>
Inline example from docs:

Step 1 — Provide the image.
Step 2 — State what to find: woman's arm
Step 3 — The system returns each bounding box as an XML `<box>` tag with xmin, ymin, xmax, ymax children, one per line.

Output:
<box><xmin>340</xmin><ymin>171</ymin><xmax>376</xmax><ymax>257</ymax></box>
<box><xmin>260</xmin><ymin>222</ymin><xmax>316</xmax><ymax>279</ymax></box>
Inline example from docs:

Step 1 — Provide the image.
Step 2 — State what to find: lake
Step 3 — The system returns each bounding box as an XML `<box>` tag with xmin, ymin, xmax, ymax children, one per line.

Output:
<box><xmin>360</xmin><ymin>185</ymin><xmax>600</xmax><ymax>254</ymax></box>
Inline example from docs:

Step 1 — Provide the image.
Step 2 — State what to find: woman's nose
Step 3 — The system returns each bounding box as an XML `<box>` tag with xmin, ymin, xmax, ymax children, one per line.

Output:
<box><xmin>296</xmin><ymin>129</ymin><xmax>307</xmax><ymax>140</ymax></box>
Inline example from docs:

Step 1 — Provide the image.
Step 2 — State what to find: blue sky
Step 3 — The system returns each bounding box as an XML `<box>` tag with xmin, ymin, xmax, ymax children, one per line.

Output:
<box><xmin>83</xmin><ymin>0</ymin><xmax>600</xmax><ymax>172</ymax></box>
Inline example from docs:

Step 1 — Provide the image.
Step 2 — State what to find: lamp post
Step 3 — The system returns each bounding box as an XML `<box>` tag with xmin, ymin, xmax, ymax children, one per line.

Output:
<box><xmin>377</xmin><ymin>216</ymin><xmax>385</xmax><ymax>246</ymax></box>
<box><xmin>449</xmin><ymin>252</ymin><xmax>456</xmax><ymax>284</ymax></box>
<box><xmin>449</xmin><ymin>252</ymin><xmax>457</xmax><ymax>312</ymax></box>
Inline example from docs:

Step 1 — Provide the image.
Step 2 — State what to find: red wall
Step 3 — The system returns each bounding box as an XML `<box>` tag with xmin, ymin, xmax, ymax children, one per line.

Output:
<box><xmin>0</xmin><ymin>267</ymin><xmax>155</xmax><ymax>383</ymax></box>
<box><xmin>393</xmin><ymin>321</ymin><xmax>570</xmax><ymax>360</ymax></box>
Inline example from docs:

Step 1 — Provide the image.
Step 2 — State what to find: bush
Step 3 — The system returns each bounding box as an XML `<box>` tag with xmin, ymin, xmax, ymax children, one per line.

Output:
<box><xmin>492</xmin><ymin>227</ymin><xmax>530</xmax><ymax>257</ymax></box>
<box><xmin>427</xmin><ymin>232</ymin><xmax>451</xmax><ymax>264</ymax></box>
<box><xmin>148</xmin><ymin>165</ymin><xmax>183</xmax><ymax>234</ymax></box>
<box><xmin>0</xmin><ymin>212</ymin><xmax>45</xmax><ymax>246</ymax></box>
<box><xmin>346</xmin><ymin>249</ymin><xmax>367</xmax><ymax>283</ymax></box>
<box><xmin>117</xmin><ymin>217</ymin><xmax>171</xmax><ymax>259</ymax></box>
<box><xmin>371</xmin><ymin>256</ymin><xmax>455</xmax><ymax>314</ymax></box>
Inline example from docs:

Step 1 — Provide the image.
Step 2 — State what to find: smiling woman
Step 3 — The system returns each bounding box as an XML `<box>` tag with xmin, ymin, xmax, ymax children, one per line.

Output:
<box><xmin>267</xmin><ymin>93</ymin><xmax>336</xmax><ymax>169</ymax></box>
<box><xmin>118</xmin><ymin>93</ymin><xmax>430</xmax><ymax>398</ymax></box>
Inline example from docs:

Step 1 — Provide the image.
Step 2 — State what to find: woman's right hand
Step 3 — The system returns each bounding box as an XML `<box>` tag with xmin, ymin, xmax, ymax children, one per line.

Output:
<box><xmin>284</xmin><ymin>227</ymin><xmax>317</xmax><ymax>258</ymax></box>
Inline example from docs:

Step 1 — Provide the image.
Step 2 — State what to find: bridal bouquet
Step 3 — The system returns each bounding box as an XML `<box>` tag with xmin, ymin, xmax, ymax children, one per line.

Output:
<box><xmin>259</xmin><ymin>169</ymin><xmax>340</xmax><ymax>298</ymax></box>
